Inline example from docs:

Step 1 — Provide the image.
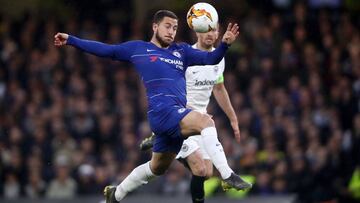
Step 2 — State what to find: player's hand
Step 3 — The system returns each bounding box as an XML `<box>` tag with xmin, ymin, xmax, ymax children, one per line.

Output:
<box><xmin>231</xmin><ymin>120</ymin><xmax>241</xmax><ymax>143</ymax></box>
<box><xmin>54</xmin><ymin>32</ymin><xmax>69</xmax><ymax>47</ymax></box>
<box><xmin>222</xmin><ymin>23</ymin><xmax>239</xmax><ymax>45</ymax></box>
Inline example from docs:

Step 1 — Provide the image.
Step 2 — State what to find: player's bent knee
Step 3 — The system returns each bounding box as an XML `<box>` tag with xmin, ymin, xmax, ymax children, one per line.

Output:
<box><xmin>150</xmin><ymin>164</ymin><xmax>168</xmax><ymax>175</ymax></box>
<box><xmin>192</xmin><ymin>165</ymin><xmax>207</xmax><ymax>177</ymax></box>
<box><xmin>200</xmin><ymin>114</ymin><xmax>214</xmax><ymax>128</ymax></box>
<box><xmin>150</xmin><ymin>161</ymin><xmax>169</xmax><ymax>175</ymax></box>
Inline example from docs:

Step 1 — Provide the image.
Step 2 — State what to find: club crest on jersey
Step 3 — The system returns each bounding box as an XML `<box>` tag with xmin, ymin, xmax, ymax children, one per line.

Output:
<box><xmin>173</xmin><ymin>51</ymin><xmax>181</xmax><ymax>58</ymax></box>
<box><xmin>178</xmin><ymin>108</ymin><xmax>186</xmax><ymax>114</ymax></box>
<box><xmin>181</xmin><ymin>144</ymin><xmax>189</xmax><ymax>152</ymax></box>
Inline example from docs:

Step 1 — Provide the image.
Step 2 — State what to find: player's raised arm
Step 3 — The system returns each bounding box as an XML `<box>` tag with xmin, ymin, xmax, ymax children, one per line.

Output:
<box><xmin>221</xmin><ymin>23</ymin><xmax>239</xmax><ymax>45</ymax></box>
<box><xmin>54</xmin><ymin>32</ymin><xmax>134</xmax><ymax>61</ymax></box>
<box><xmin>185</xmin><ymin>23</ymin><xmax>239</xmax><ymax>66</ymax></box>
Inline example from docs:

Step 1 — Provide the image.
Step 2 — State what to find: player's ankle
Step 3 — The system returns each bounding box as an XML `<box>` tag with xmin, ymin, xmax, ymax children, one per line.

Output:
<box><xmin>115</xmin><ymin>185</ymin><xmax>127</xmax><ymax>201</ymax></box>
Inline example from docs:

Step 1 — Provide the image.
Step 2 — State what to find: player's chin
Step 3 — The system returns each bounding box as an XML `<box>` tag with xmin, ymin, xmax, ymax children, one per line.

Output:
<box><xmin>162</xmin><ymin>39</ymin><xmax>172</xmax><ymax>46</ymax></box>
<box><xmin>165</xmin><ymin>38</ymin><xmax>174</xmax><ymax>44</ymax></box>
<box><xmin>205</xmin><ymin>40</ymin><xmax>214</xmax><ymax>46</ymax></box>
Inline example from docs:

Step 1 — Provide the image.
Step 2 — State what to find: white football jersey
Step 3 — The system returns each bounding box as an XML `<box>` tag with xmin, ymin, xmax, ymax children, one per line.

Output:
<box><xmin>186</xmin><ymin>44</ymin><xmax>225</xmax><ymax>113</ymax></box>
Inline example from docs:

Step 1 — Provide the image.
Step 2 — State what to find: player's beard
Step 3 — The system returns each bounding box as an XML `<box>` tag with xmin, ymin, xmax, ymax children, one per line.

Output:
<box><xmin>203</xmin><ymin>41</ymin><xmax>213</xmax><ymax>50</ymax></box>
<box><xmin>155</xmin><ymin>31</ymin><xmax>171</xmax><ymax>47</ymax></box>
<box><xmin>203</xmin><ymin>37</ymin><xmax>215</xmax><ymax>49</ymax></box>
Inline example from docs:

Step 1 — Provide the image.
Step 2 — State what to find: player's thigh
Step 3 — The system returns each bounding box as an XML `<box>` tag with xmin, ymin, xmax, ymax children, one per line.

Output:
<box><xmin>180</xmin><ymin>111</ymin><xmax>214</xmax><ymax>137</ymax></box>
<box><xmin>150</xmin><ymin>152</ymin><xmax>177</xmax><ymax>175</ymax></box>
<box><xmin>186</xmin><ymin>150</ymin><xmax>207</xmax><ymax>177</ymax></box>
<box><xmin>204</xmin><ymin>159</ymin><xmax>213</xmax><ymax>178</ymax></box>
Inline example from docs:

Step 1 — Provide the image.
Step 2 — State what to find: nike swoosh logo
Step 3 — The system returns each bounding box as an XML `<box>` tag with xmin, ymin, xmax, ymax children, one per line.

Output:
<box><xmin>147</xmin><ymin>49</ymin><xmax>156</xmax><ymax>52</ymax></box>
<box><xmin>192</xmin><ymin>71</ymin><xmax>199</xmax><ymax>74</ymax></box>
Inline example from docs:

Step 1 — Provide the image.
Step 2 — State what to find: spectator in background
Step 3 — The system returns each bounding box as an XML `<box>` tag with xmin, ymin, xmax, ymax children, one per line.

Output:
<box><xmin>25</xmin><ymin>171</ymin><xmax>46</xmax><ymax>198</ymax></box>
<box><xmin>3</xmin><ymin>172</ymin><xmax>21</xmax><ymax>199</ymax></box>
<box><xmin>46</xmin><ymin>156</ymin><xmax>77</xmax><ymax>199</ymax></box>
<box><xmin>76</xmin><ymin>164</ymin><xmax>96</xmax><ymax>195</ymax></box>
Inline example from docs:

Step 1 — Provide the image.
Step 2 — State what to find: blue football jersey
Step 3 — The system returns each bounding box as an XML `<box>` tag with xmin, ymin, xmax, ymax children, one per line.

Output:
<box><xmin>67</xmin><ymin>36</ymin><xmax>229</xmax><ymax>112</ymax></box>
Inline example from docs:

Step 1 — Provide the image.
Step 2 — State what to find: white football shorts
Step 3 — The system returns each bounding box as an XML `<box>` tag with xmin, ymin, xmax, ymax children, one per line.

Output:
<box><xmin>176</xmin><ymin>135</ymin><xmax>210</xmax><ymax>160</ymax></box>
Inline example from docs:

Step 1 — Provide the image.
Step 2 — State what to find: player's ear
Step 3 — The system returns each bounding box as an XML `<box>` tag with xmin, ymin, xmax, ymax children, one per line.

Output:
<box><xmin>214</xmin><ymin>29</ymin><xmax>219</xmax><ymax>40</ymax></box>
<box><xmin>152</xmin><ymin>23</ymin><xmax>158</xmax><ymax>32</ymax></box>
<box><xmin>214</xmin><ymin>23</ymin><xmax>220</xmax><ymax>39</ymax></box>
<box><xmin>195</xmin><ymin>31</ymin><xmax>200</xmax><ymax>38</ymax></box>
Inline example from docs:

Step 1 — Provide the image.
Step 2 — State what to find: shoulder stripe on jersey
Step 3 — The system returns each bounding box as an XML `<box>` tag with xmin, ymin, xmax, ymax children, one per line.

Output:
<box><xmin>131</xmin><ymin>54</ymin><xmax>162</xmax><ymax>58</ymax></box>
<box><xmin>145</xmin><ymin>78</ymin><xmax>174</xmax><ymax>83</ymax></box>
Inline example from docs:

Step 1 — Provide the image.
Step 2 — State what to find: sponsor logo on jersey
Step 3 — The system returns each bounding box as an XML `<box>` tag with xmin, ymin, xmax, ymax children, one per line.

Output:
<box><xmin>194</xmin><ymin>79</ymin><xmax>217</xmax><ymax>86</ymax></box>
<box><xmin>158</xmin><ymin>57</ymin><xmax>183</xmax><ymax>66</ymax></box>
<box><xmin>150</xmin><ymin>56</ymin><xmax>158</xmax><ymax>62</ymax></box>
<box><xmin>175</xmin><ymin>65</ymin><xmax>184</xmax><ymax>70</ymax></box>
<box><xmin>149</xmin><ymin>56</ymin><xmax>184</xmax><ymax>70</ymax></box>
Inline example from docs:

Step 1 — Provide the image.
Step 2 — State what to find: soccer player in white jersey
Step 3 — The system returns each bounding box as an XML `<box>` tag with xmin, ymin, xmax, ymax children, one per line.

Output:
<box><xmin>140</xmin><ymin>24</ymin><xmax>251</xmax><ymax>203</ymax></box>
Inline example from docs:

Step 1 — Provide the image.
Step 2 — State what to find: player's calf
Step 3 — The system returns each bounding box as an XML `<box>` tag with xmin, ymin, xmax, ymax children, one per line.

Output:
<box><xmin>187</xmin><ymin>151</ymin><xmax>208</xmax><ymax>177</ymax></box>
<box><xmin>150</xmin><ymin>152</ymin><xmax>177</xmax><ymax>175</ymax></box>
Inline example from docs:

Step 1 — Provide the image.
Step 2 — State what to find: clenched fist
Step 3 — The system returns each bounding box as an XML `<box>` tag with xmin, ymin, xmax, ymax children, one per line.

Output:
<box><xmin>54</xmin><ymin>33</ymin><xmax>69</xmax><ymax>47</ymax></box>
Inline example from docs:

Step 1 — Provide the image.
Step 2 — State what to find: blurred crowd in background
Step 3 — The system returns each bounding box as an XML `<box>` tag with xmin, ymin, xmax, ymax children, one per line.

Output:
<box><xmin>0</xmin><ymin>0</ymin><xmax>360</xmax><ymax>203</ymax></box>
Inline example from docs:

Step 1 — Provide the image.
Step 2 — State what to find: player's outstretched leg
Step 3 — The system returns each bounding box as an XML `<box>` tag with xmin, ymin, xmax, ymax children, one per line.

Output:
<box><xmin>198</xmin><ymin>135</ymin><xmax>252</xmax><ymax>191</ymax></box>
<box><xmin>104</xmin><ymin>152</ymin><xmax>176</xmax><ymax>202</ymax></box>
<box><xmin>180</xmin><ymin>111</ymin><xmax>252</xmax><ymax>191</ymax></box>
<box><xmin>104</xmin><ymin>161</ymin><xmax>156</xmax><ymax>202</ymax></box>
<box><xmin>139</xmin><ymin>132</ymin><xmax>252</xmax><ymax>191</ymax></box>
<box><xmin>222</xmin><ymin>173</ymin><xmax>252</xmax><ymax>191</ymax></box>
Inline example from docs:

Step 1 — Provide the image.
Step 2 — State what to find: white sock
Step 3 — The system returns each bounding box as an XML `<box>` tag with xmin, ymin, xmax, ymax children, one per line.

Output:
<box><xmin>201</xmin><ymin>127</ymin><xmax>233</xmax><ymax>179</ymax></box>
<box><xmin>115</xmin><ymin>161</ymin><xmax>156</xmax><ymax>201</ymax></box>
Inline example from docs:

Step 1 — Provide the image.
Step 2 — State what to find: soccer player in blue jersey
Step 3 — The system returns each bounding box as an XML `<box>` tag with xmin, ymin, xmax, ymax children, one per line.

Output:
<box><xmin>139</xmin><ymin>24</ymin><xmax>250</xmax><ymax>203</ymax></box>
<box><xmin>54</xmin><ymin>10</ymin><xmax>249</xmax><ymax>202</ymax></box>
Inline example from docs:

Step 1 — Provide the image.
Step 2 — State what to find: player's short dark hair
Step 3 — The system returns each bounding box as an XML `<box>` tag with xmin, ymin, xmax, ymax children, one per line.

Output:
<box><xmin>153</xmin><ymin>10</ymin><xmax>178</xmax><ymax>24</ymax></box>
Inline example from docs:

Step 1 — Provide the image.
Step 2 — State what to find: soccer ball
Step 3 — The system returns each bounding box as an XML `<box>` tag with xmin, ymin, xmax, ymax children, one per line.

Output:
<box><xmin>186</xmin><ymin>2</ymin><xmax>218</xmax><ymax>33</ymax></box>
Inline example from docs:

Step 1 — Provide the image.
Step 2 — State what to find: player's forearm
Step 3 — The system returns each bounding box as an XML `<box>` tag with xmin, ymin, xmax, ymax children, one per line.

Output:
<box><xmin>67</xmin><ymin>35</ymin><xmax>116</xmax><ymax>58</ymax></box>
<box><xmin>213</xmin><ymin>84</ymin><xmax>237</xmax><ymax>122</ymax></box>
<box><xmin>203</xmin><ymin>42</ymin><xmax>229</xmax><ymax>65</ymax></box>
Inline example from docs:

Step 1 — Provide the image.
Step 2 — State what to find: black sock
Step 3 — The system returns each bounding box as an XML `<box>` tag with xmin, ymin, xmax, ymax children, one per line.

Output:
<box><xmin>190</xmin><ymin>175</ymin><xmax>205</xmax><ymax>203</ymax></box>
